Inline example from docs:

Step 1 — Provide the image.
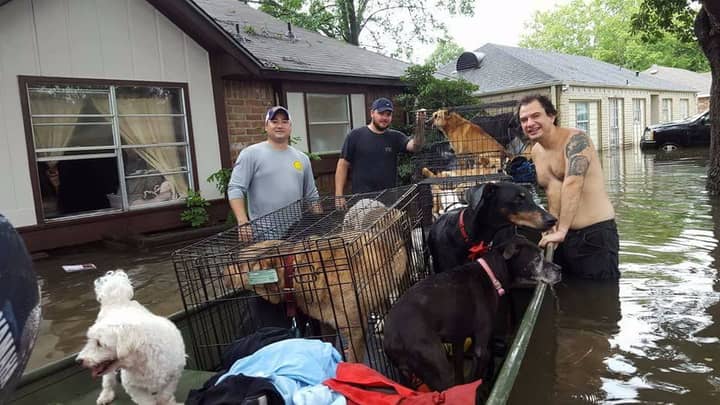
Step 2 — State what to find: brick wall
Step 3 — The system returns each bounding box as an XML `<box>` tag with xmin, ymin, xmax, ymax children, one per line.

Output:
<box><xmin>224</xmin><ymin>80</ymin><xmax>275</xmax><ymax>162</ymax></box>
<box><xmin>698</xmin><ymin>96</ymin><xmax>710</xmax><ymax>112</ymax></box>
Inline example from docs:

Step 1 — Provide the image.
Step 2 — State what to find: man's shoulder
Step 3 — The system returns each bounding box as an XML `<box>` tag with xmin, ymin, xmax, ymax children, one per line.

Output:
<box><xmin>348</xmin><ymin>126</ymin><xmax>371</xmax><ymax>137</ymax></box>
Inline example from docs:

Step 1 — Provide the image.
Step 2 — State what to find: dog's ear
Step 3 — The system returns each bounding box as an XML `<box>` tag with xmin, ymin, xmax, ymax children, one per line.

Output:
<box><xmin>463</xmin><ymin>183</ymin><xmax>496</xmax><ymax>212</ymax></box>
<box><xmin>502</xmin><ymin>241</ymin><xmax>520</xmax><ymax>260</ymax></box>
<box><xmin>115</xmin><ymin>324</ymin><xmax>144</xmax><ymax>361</ymax></box>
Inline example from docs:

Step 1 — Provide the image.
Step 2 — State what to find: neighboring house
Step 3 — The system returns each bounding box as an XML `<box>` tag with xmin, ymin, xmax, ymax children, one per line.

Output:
<box><xmin>438</xmin><ymin>44</ymin><xmax>696</xmax><ymax>150</ymax></box>
<box><xmin>643</xmin><ymin>64</ymin><xmax>711</xmax><ymax>113</ymax></box>
<box><xmin>0</xmin><ymin>0</ymin><xmax>409</xmax><ymax>252</ymax></box>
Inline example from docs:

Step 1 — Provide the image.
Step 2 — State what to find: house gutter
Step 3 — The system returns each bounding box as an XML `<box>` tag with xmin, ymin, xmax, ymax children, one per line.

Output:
<box><xmin>474</xmin><ymin>80</ymin><xmax>695</xmax><ymax>97</ymax></box>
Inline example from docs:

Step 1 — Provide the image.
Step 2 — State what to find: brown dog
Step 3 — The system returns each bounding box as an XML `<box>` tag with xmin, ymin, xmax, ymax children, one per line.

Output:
<box><xmin>432</xmin><ymin>110</ymin><xmax>506</xmax><ymax>157</ymax></box>
<box><xmin>223</xmin><ymin>209</ymin><xmax>409</xmax><ymax>363</ymax></box>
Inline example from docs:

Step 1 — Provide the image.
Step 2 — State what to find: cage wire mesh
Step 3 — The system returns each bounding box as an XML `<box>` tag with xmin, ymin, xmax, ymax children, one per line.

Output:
<box><xmin>173</xmin><ymin>185</ymin><xmax>428</xmax><ymax>375</ymax></box>
<box><xmin>408</xmin><ymin>101</ymin><xmax>530</xmax><ymax>184</ymax></box>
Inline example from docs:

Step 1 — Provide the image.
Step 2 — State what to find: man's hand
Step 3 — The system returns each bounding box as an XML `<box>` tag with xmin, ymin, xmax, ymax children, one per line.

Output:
<box><xmin>237</xmin><ymin>223</ymin><xmax>253</xmax><ymax>242</ymax></box>
<box><xmin>539</xmin><ymin>229</ymin><xmax>566</xmax><ymax>247</ymax></box>
<box><xmin>335</xmin><ymin>196</ymin><xmax>347</xmax><ymax>210</ymax></box>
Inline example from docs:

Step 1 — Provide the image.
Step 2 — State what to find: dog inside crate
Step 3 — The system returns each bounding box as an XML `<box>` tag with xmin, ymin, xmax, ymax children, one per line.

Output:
<box><xmin>204</xmin><ymin>187</ymin><xmax>426</xmax><ymax>373</ymax></box>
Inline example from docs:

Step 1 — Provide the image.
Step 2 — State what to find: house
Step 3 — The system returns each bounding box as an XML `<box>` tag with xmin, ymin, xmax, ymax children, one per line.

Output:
<box><xmin>643</xmin><ymin>64</ymin><xmax>711</xmax><ymax>113</ymax></box>
<box><xmin>0</xmin><ymin>0</ymin><xmax>410</xmax><ymax>252</ymax></box>
<box><xmin>438</xmin><ymin>43</ymin><xmax>697</xmax><ymax>150</ymax></box>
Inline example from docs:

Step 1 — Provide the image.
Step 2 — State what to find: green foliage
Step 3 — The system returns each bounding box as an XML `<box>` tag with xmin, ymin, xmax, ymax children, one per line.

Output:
<box><xmin>631</xmin><ymin>0</ymin><xmax>698</xmax><ymax>43</ymax></box>
<box><xmin>180</xmin><ymin>190</ymin><xmax>210</xmax><ymax>228</ymax></box>
<box><xmin>207</xmin><ymin>168</ymin><xmax>232</xmax><ymax>196</ymax></box>
<box><xmin>393</xmin><ymin>62</ymin><xmax>479</xmax><ymax>185</ymax></box>
<box><xmin>395</xmin><ymin>63</ymin><xmax>479</xmax><ymax>113</ymax></box>
<box><xmin>254</xmin><ymin>0</ymin><xmax>474</xmax><ymax>60</ymax></box>
<box><xmin>519</xmin><ymin>0</ymin><xmax>708</xmax><ymax>72</ymax></box>
<box><xmin>425</xmin><ymin>38</ymin><xmax>465</xmax><ymax>68</ymax></box>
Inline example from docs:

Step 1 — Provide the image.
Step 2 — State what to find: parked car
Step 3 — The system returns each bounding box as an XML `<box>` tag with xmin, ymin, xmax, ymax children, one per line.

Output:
<box><xmin>640</xmin><ymin>110</ymin><xmax>710</xmax><ymax>152</ymax></box>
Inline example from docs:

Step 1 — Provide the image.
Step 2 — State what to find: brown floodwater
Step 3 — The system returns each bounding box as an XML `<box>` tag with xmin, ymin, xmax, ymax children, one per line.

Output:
<box><xmin>27</xmin><ymin>242</ymin><xmax>183</xmax><ymax>371</ymax></box>
<box><xmin>512</xmin><ymin>147</ymin><xmax>720</xmax><ymax>404</ymax></box>
<box><xmin>25</xmin><ymin>147</ymin><xmax>720</xmax><ymax>404</ymax></box>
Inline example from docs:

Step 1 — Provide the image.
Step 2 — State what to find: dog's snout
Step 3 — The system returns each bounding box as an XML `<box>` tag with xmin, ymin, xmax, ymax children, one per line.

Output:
<box><xmin>543</xmin><ymin>213</ymin><xmax>557</xmax><ymax>228</ymax></box>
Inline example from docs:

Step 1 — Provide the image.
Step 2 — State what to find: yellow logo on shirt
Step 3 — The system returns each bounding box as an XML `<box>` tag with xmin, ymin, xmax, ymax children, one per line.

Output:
<box><xmin>292</xmin><ymin>160</ymin><xmax>303</xmax><ymax>171</ymax></box>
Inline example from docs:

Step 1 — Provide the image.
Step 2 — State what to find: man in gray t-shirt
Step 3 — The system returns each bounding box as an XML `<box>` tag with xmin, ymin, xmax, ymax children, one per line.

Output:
<box><xmin>228</xmin><ymin>106</ymin><xmax>319</xmax><ymax>239</ymax></box>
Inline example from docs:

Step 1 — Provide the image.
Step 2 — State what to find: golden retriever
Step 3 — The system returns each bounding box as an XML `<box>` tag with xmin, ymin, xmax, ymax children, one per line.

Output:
<box><xmin>432</xmin><ymin>109</ymin><xmax>506</xmax><ymax>157</ymax></box>
<box><xmin>222</xmin><ymin>208</ymin><xmax>409</xmax><ymax>363</ymax></box>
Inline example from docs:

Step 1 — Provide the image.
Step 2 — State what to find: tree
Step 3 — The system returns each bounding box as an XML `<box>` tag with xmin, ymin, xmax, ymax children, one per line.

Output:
<box><xmin>395</xmin><ymin>63</ymin><xmax>479</xmax><ymax>113</ymax></box>
<box><xmin>520</xmin><ymin>0</ymin><xmax>709</xmax><ymax>72</ymax></box>
<box><xmin>253</xmin><ymin>0</ymin><xmax>474</xmax><ymax>59</ymax></box>
<box><xmin>425</xmin><ymin>38</ymin><xmax>465</xmax><ymax>68</ymax></box>
<box><xmin>633</xmin><ymin>1</ymin><xmax>720</xmax><ymax>193</ymax></box>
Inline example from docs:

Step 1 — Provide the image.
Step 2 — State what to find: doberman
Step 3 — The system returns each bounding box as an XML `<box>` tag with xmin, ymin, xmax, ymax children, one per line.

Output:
<box><xmin>427</xmin><ymin>181</ymin><xmax>556</xmax><ymax>274</ymax></box>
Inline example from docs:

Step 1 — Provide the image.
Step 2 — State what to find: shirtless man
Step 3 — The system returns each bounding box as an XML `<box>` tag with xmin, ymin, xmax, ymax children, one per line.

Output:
<box><xmin>518</xmin><ymin>95</ymin><xmax>619</xmax><ymax>280</ymax></box>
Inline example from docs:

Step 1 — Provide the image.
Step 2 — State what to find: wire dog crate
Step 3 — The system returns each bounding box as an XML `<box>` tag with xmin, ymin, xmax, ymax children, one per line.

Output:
<box><xmin>409</xmin><ymin>101</ymin><xmax>529</xmax><ymax>183</ymax></box>
<box><xmin>173</xmin><ymin>185</ymin><xmax>428</xmax><ymax>375</ymax></box>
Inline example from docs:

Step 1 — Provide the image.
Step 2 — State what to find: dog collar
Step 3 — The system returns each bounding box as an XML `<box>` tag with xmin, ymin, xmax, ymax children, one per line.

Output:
<box><xmin>476</xmin><ymin>257</ymin><xmax>505</xmax><ymax>296</ymax></box>
<box><xmin>460</xmin><ymin>209</ymin><xmax>490</xmax><ymax>260</ymax></box>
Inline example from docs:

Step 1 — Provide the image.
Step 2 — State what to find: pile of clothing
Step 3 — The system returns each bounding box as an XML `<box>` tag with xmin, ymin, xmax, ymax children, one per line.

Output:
<box><xmin>187</xmin><ymin>328</ymin><xmax>482</xmax><ymax>405</ymax></box>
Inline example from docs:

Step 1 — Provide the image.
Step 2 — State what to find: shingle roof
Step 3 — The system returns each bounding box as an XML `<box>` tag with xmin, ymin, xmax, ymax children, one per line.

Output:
<box><xmin>642</xmin><ymin>65</ymin><xmax>711</xmax><ymax>96</ymax></box>
<box><xmin>193</xmin><ymin>0</ymin><xmax>410</xmax><ymax>79</ymax></box>
<box><xmin>437</xmin><ymin>43</ymin><xmax>695</xmax><ymax>94</ymax></box>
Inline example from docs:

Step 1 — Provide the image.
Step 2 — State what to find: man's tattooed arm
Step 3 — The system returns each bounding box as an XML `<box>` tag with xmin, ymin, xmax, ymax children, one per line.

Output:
<box><xmin>565</xmin><ymin>133</ymin><xmax>591</xmax><ymax>177</ymax></box>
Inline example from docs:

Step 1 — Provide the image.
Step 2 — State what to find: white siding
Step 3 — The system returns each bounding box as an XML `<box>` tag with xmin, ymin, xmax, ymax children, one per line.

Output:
<box><xmin>286</xmin><ymin>92</ymin><xmax>309</xmax><ymax>152</ymax></box>
<box><xmin>0</xmin><ymin>0</ymin><xmax>221</xmax><ymax>227</ymax></box>
<box><xmin>350</xmin><ymin>93</ymin><xmax>366</xmax><ymax>129</ymax></box>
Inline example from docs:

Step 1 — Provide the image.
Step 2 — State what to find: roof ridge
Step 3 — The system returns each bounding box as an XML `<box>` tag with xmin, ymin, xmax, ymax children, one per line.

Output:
<box><xmin>481</xmin><ymin>43</ymin><xmax>556</xmax><ymax>81</ymax></box>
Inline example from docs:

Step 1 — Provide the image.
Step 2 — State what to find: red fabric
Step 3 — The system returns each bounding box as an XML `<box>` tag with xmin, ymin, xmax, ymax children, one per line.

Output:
<box><xmin>323</xmin><ymin>363</ymin><xmax>481</xmax><ymax>405</ymax></box>
<box><xmin>459</xmin><ymin>210</ymin><xmax>490</xmax><ymax>260</ymax></box>
<box><xmin>467</xmin><ymin>241</ymin><xmax>489</xmax><ymax>261</ymax></box>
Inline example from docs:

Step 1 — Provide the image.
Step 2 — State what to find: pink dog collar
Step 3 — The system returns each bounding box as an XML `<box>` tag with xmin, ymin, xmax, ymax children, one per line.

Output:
<box><xmin>476</xmin><ymin>258</ymin><xmax>505</xmax><ymax>296</ymax></box>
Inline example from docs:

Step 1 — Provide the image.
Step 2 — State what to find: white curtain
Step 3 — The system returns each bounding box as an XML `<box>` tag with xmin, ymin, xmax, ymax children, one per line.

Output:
<box><xmin>114</xmin><ymin>97</ymin><xmax>189</xmax><ymax>199</ymax></box>
<box><xmin>30</xmin><ymin>92</ymin><xmax>85</xmax><ymax>165</ymax></box>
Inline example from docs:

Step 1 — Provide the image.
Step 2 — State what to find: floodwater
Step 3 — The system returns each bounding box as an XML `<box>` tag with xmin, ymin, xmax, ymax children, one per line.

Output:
<box><xmin>26</xmin><ymin>243</ymin><xmax>183</xmax><ymax>371</ymax></box>
<box><xmin>25</xmin><ymin>147</ymin><xmax>720</xmax><ymax>404</ymax></box>
<box><xmin>513</xmin><ymin>147</ymin><xmax>720</xmax><ymax>404</ymax></box>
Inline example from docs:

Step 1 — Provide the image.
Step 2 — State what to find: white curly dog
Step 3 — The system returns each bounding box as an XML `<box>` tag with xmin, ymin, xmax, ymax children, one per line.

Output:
<box><xmin>77</xmin><ymin>270</ymin><xmax>186</xmax><ymax>405</ymax></box>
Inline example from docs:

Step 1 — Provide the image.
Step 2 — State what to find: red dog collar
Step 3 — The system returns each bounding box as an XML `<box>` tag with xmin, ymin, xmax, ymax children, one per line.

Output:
<box><xmin>476</xmin><ymin>257</ymin><xmax>505</xmax><ymax>296</ymax></box>
<box><xmin>460</xmin><ymin>209</ymin><xmax>490</xmax><ymax>260</ymax></box>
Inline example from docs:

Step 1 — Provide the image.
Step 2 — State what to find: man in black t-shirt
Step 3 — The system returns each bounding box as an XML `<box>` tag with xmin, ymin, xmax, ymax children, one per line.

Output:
<box><xmin>335</xmin><ymin>98</ymin><xmax>425</xmax><ymax>205</ymax></box>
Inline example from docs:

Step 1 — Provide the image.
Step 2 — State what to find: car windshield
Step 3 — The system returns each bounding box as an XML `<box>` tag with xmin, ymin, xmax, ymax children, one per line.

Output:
<box><xmin>682</xmin><ymin>110</ymin><xmax>708</xmax><ymax>122</ymax></box>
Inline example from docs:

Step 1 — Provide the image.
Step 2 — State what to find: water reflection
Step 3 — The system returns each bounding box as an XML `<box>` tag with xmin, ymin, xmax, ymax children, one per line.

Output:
<box><xmin>514</xmin><ymin>147</ymin><xmax>720</xmax><ymax>404</ymax></box>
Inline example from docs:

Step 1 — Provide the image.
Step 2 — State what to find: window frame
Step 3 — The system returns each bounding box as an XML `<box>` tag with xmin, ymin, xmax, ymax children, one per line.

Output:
<box><xmin>679</xmin><ymin>98</ymin><xmax>689</xmax><ymax>119</ymax></box>
<box><xmin>661</xmin><ymin>98</ymin><xmax>673</xmax><ymax>122</ymax></box>
<box><xmin>574</xmin><ymin>102</ymin><xmax>590</xmax><ymax>133</ymax></box>
<box><xmin>303</xmin><ymin>92</ymin><xmax>353</xmax><ymax>155</ymax></box>
<box><xmin>19</xmin><ymin>76</ymin><xmax>198</xmax><ymax>224</ymax></box>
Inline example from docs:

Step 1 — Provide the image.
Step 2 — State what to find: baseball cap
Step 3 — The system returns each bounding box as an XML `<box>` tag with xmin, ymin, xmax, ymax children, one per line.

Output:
<box><xmin>370</xmin><ymin>98</ymin><xmax>393</xmax><ymax>113</ymax></box>
<box><xmin>265</xmin><ymin>106</ymin><xmax>292</xmax><ymax>122</ymax></box>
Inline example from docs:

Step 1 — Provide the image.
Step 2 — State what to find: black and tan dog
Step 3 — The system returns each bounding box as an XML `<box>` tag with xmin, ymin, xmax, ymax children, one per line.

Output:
<box><xmin>427</xmin><ymin>181</ymin><xmax>556</xmax><ymax>274</ymax></box>
<box><xmin>383</xmin><ymin>235</ymin><xmax>561</xmax><ymax>391</ymax></box>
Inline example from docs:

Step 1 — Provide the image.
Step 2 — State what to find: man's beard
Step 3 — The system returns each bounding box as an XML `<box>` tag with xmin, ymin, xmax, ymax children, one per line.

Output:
<box><xmin>371</xmin><ymin>118</ymin><xmax>389</xmax><ymax>131</ymax></box>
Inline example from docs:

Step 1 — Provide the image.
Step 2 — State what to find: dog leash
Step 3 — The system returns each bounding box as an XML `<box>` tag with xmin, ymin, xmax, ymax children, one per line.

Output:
<box><xmin>475</xmin><ymin>257</ymin><xmax>505</xmax><ymax>296</ymax></box>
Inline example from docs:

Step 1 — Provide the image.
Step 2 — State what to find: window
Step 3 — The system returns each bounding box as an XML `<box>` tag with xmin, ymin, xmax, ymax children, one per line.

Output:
<box><xmin>609</xmin><ymin>98</ymin><xmax>623</xmax><ymax>148</ymax></box>
<box><xmin>662</xmin><ymin>98</ymin><xmax>673</xmax><ymax>122</ymax></box>
<box><xmin>680</xmin><ymin>98</ymin><xmax>689</xmax><ymax>119</ymax></box>
<box><xmin>632</xmin><ymin>98</ymin><xmax>645</xmax><ymax>144</ymax></box>
<box><xmin>306</xmin><ymin>93</ymin><xmax>351</xmax><ymax>154</ymax></box>
<box><xmin>27</xmin><ymin>82</ymin><xmax>192</xmax><ymax>221</ymax></box>
<box><xmin>574</xmin><ymin>102</ymin><xmax>589</xmax><ymax>133</ymax></box>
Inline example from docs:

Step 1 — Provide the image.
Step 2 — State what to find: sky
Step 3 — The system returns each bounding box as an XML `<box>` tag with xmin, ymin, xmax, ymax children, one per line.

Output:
<box><xmin>411</xmin><ymin>0</ymin><xmax>572</xmax><ymax>63</ymax></box>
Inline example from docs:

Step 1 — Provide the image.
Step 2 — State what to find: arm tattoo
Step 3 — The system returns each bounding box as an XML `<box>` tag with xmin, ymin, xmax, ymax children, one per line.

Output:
<box><xmin>566</xmin><ymin>133</ymin><xmax>589</xmax><ymax>158</ymax></box>
<box><xmin>568</xmin><ymin>155</ymin><xmax>589</xmax><ymax>177</ymax></box>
